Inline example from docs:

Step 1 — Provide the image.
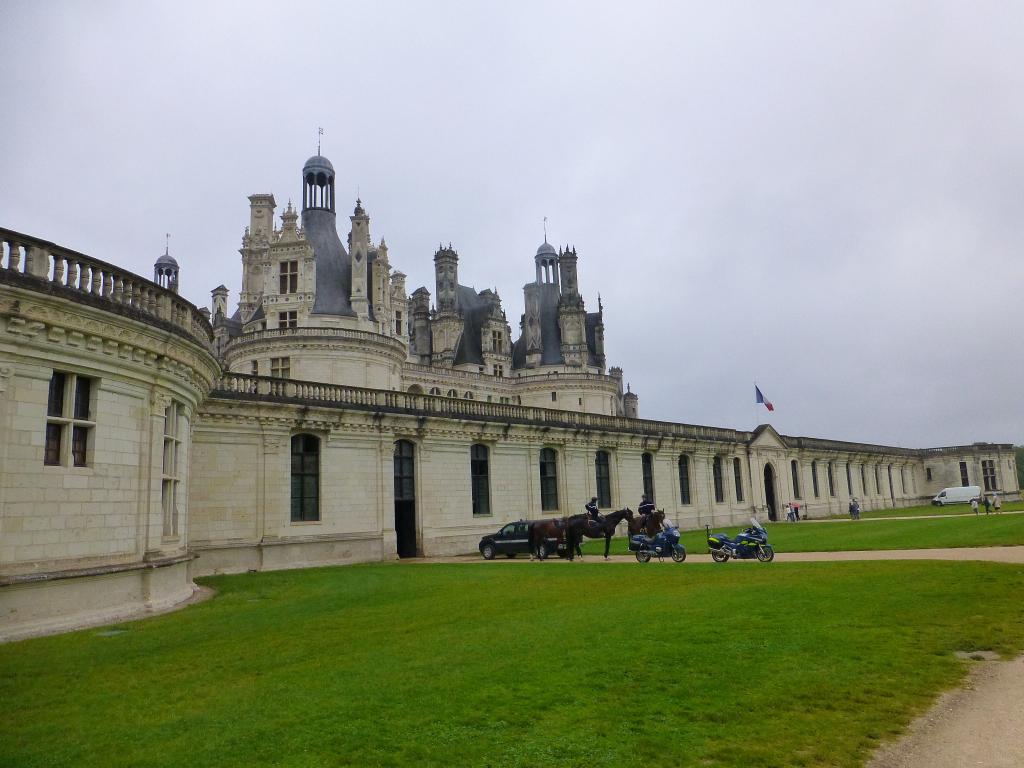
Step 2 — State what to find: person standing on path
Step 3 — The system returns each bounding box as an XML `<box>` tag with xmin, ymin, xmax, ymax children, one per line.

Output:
<box><xmin>984</xmin><ymin>496</ymin><xmax>992</xmax><ymax>514</ymax></box>
<box><xmin>994</xmin><ymin>494</ymin><xmax>1002</xmax><ymax>513</ymax></box>
<box><xmin>972</xmin><ymin>497</ymin><xmax>979</xmax><ymax>515</ymax></box>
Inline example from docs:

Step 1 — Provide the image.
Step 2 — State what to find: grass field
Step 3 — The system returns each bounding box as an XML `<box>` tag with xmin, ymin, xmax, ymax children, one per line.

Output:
<box><xmin>578</xmin><ymin>509</ymin><xmax>1024</xmax><ymax>557</ymax></box>
<box><xmin>834</xmin><ymin>501</ymin><xmax>1024</xmax><ymax>519</ymax></box>
<box><xmin>3</xmin><ymin>561</ymin><xmax>1024</xmax><ymax>767</ymax></box>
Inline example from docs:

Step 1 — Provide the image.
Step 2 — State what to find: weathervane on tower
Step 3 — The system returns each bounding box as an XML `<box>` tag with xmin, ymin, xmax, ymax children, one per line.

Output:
<box><xmin>543</xmin><ymin>216</ymin><xmax>548</xmax><ymax>242</ymax></box>
<box><xmin>318</xmin><ymin>127</ymin><xmax>323</xmax><ymax>155</ymax></box>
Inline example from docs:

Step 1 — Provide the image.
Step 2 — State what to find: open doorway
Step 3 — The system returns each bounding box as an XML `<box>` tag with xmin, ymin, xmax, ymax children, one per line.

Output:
<box><xmin>393</xmin><ymin>440</ymin><xmax>417</xmax><ymax>557</ymax></box>
<box><xmin>763</xmin><ymin>463</ymin><xmax>778</xmax><ymax>521</ymax></box>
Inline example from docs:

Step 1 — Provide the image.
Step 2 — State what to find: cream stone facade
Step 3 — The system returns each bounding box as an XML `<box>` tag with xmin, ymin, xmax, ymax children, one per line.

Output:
<box><xmin>0</xmin><ymin>153</ymin><xmax>1019</xmax><ymax>639</ymax></box>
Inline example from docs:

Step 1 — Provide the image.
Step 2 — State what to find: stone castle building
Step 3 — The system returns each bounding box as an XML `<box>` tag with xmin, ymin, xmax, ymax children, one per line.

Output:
<box><xmin>0</xmin><ymin>152</ymin><xmax>1019</xmax><ymax>639</ymax></box>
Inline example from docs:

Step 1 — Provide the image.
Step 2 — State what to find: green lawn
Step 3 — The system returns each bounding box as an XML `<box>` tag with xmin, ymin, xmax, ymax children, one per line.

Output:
<box><xmin>834</xmin><ymin>501</ymin><xmax>1024</xmax><ymax>519</ymax></box>
<box><xmin>580</xmin><ymin>511</ymin><xmax>1024</xmax><ymax>557</ymax></box>
<box><xmin>3</xmin><ymin>562</ymin><xmax>1024</xmax><ymax>767</ymax></box>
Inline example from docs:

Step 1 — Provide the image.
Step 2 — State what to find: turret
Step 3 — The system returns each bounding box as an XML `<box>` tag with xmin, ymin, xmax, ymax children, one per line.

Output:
<box><xmin>623</xmin><ymin>384</ymin><xmax>639</xmax><ymax>419</ymax></box>
<box><xmin>434</xmin><ymin>244</ymin><xmax>459</xmax><ymax>312</ymax></box>
<box><xmin>349</xmin><ymin>199</ymin><xmax>370</xmax><ymax>319</ymax></box>
<box><xmin>410</xmin><ymin>287</ymin><xmax>432</xmax><ymax>363</ymax></box>
<box><xmin>154</xmin><ymin>245</ymin><xmax>179</xmax><ymax>293</ymax></box>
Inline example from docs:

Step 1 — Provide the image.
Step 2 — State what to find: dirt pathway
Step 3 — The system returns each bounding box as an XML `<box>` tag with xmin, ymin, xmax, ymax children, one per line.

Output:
<box><xmin>866</xmin><ymin>654</ymin><xmax>1024</xmax><ymax>768</ymax></box>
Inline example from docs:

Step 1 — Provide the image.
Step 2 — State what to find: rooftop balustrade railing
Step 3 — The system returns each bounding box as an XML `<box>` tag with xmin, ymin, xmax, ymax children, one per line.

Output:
<box><xmin>1</xmin><ymin>227</ymin><xmax>212</xmax><ymax>347</ymax></box>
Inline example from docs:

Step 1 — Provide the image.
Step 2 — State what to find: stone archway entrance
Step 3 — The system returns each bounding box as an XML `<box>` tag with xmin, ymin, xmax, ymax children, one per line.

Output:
<box><xmin>764</xmin><ymin>463</ymin><xmax>778</xmax><ymax>521</ymax></box>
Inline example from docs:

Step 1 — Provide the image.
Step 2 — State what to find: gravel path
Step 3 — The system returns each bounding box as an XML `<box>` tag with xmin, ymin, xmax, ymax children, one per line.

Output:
<box><xmin>866</xmin><ymin>654</ymin><xmax>1024</xmax><ymax>768</ymax></box>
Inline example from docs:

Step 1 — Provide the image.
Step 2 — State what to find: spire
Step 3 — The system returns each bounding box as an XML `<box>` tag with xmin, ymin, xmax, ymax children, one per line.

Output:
<box><xmin>317</xmin><ymin>126</ymin><xmax>323</xmax><ymax>155</ymax></box>
<box><xmin>354</xmin><ymin>197</ymin><xmax>365</xmax><ymax>216</ymax></box>
<box><xmin>543</xmin><ymin>215</ymin><xmax>548</xmax><ymax>243</ymax></box>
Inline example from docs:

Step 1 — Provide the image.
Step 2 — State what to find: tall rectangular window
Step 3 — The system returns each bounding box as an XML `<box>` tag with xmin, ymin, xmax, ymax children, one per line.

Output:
<box><xmin>279</xmin><ymin>261</ymin><xmax>298</xmax><ymax>294</ymax></box>
<box><xmin>874</xmin><ymin>465</ymin><xmax>881</xmax><ymax>494</ymax></box>
<box><xmin>981</xmin><ymin>460</ymin><xmax>997</xmax><ymax>491</ymax></box>
<box><xmin>539</xmin><ymin>448</ymin><xmax>559</xmax><ymax>511</ymax></box>
<box><xmin>394</xmin><ymin>310</ymin><xmax>403</xmax><ymax>335</ymax></box>
<box><xmin>712</xmin><ymin>457</ymin><xmax>724</xmax><ymax>503</ymax></box>
<box><xmin>491</xmin><ymin>330</ymin><xmax>503</xmax><ymax>353</ymax></box>
<box><xmin>270</xmin><ymin>357</ymin><xmax>291</xmax><ymax>379</ymax></box>
<box><xmin>596</xmin><ymin>450</ymin><xmax>612</xmax><ymax>508</ymax></box>
<box><xmin>811</xmin><ymin>461</ymin><xmax>820</xmax><ymax>498</ymax></box>
<box><xmin>642</xmin><ymin>453</ymin><xmax>655</xmax><ymax>502</ymax></box>
<box><xmin>291</xmin><ymin>434</ymin><xmax>320</xmax><ymax>522</ymax></box>
<box><xmin>846</xmin><ymin>463</ymin><xmax>853</xmax><ymax>496</ymax></box>
<box><xmin>860</xmin><ymin>465</ymin><xmax>867</xmax><ymax>495</ymax></box>
<box><xmin>827</xmin><ymin>462</ymin><xmax>836</xmax><ymax>497</ymax></box>
<box><xmin>733</xmin><ymin>457</ymin><xmax>744</xmax><ymax>502</ymax></box>
<box><xmin>471</xmin><ymin>444</ymin><xmax>490</xmax><ymax>516</ymax></box>
<box><xmin>162</xmin><ymin>401</ymin><xmax>182</xmax><ymax>536</ymax></box>
<box><xmin>678</xmin><ymin>455</ymin><xmax>691</xmax><ymax>505</ymax></box>
<box><xmin>251</xmin><ymin>360</ymin><xmax>259</xmax><ymax>376</ymax></box>
<box><xmin>959</xmin><ymin>461</ymin><xmax>969</xmax><ymax>486</ymax></box>
<box><xmin>44</xmin><ymin>371</ymin><xmax>95</xmax><ymax>467</ymax></box>
<box><xmin>791</xmin><ymin>460</ymin><xmax>801</xmax><ymax>498</ymax></box>
<box><xmin>278</xmin><ymin>310</ymin><xmax>297</xmax><ymax>329</ymax></box>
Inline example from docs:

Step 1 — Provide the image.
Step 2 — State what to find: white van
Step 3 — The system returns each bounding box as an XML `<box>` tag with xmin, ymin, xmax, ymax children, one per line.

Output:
<box><xmin>932</xmin><ymin>485</ymin><xmax>981</xmax><ymax>506</ymax></box>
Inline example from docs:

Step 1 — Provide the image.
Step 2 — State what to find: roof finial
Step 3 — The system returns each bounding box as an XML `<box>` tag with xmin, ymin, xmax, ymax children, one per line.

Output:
<box><xmin>543</xmin><ymin>216</ymin><xmax>548</xmax><ymax>243</ymax></box>
<box><xmin>165</xmin><ymin>233</ymin><xmax>170</xmax><ymax>256</ymax></box>
<box><xmin>317</xmin><ymin>126</ymin><xmax>323</xmax><ymax>155</ymax></box>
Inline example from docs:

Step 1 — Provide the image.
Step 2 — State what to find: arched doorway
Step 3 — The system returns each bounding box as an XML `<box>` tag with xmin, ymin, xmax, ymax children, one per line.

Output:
<box><xmin>763</xmin><ymin>463</ymin><xmax>778</xmax><ymax>521</ymax></box>
<box><xmin>393</xmin><ymin>440</ymin><xmax>417</xmax><ymax>557</ymax></box>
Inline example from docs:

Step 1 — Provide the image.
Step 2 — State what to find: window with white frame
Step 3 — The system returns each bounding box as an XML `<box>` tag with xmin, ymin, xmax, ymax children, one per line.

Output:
<box><xmin>270</xmin><ymin>357</ymin><xmax>290</xmax><ymax>379</ymax></box>
<box><xmin>44</xmin><ymin>371</ymin><xmax>95</xmax><ymax>467</ymax></box>
<box><xmin>278</xmin><ymin>310</ymin><xmax>297</xmax><ymax>329</ymax></box>
<box><xmin>162</xmin><ymin>401</ymin><xmax>183</xmax><ymax>536</ymax></box>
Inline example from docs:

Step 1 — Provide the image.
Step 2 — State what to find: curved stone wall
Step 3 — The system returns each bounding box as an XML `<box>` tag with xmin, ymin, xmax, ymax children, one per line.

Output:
<box><xmin>0</xmin><ymin>230</ymin><xmax>220</xmax><ymax>639</ymax></box>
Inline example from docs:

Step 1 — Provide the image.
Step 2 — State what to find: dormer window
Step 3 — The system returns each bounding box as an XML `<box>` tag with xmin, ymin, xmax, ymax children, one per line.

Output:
<box><xmin>279</xmin><ymin>261</ymin><xmax>298</xmax><ymax>294</ymax></box>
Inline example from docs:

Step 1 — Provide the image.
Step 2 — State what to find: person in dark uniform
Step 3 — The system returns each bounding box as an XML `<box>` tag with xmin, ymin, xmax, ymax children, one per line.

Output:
<box><xmin>585</xmin><ymin>496</ymin><xmax>601</xmax><ymax>522</ymax></box>
<box><xmin>638</xmin><ymin>494</ymin><xmax>656</xmax><ymax>528</ymax></box>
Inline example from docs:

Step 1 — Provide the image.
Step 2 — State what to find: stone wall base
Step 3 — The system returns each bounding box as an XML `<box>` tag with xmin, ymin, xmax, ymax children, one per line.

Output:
<box><xmin>189</xmin><ymin>535</ymin><xmax>392</xmax><ymax>577</ymax></box>
<box><xmin>0</xmin><ymin>557</ymin><xmax>195</xmax><ymax>643</ymax></box>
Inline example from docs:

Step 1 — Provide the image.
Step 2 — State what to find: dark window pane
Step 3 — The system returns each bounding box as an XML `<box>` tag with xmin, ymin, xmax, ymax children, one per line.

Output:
<box><xmin>48</xmin><ymin>373</ymin><xmax>66</xmax><ymax>417</ymax></box>
<box><xmin>72</xmin><ymin>426</ymin><xmax>88</xmax><ymax>466</ymax></box>
<box><xmin>642</xmin><ymin>453</ymin><xmax>654</xmax><ymax>502</ymax></box>
<box><xmin>733</xmin><ymin>458</ymin><xmax>743</xmax><ymax>502</ymax></box>
<box><xmin>712</xmin><ymin>457</ymin><xmax>724</xmax><ymax>503</ymax></box>
<box><xmin>45</xmin><ymin>423</ymin><xmax>62</xmax><ymax>465</ymax></box>
<box><xmin>678</xmin><ymin>456</ymin><xmax>691</xmax><ymax>505</ymax></box>
<box><xmin>596</xmin><ymin>451</ymin><xmax>611</xmax><ymax>508</ymax></box>
<box><xmin>74</xmin><ymin>377</ymin><xmax>91</xmax><ymax>420</ymax></box>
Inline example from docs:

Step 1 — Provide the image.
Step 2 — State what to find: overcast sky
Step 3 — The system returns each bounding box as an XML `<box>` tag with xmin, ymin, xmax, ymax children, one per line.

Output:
<box><xmin>3</xmin><ymin>1</ymin><xmax>1022</xmax><ymax>448</ymax></box>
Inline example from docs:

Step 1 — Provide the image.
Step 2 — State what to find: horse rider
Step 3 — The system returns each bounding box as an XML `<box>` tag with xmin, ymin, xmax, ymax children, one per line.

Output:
<box><xmin>637</xmin><ymin>494</ymin><xmax>656</xmax><ymax>528</ymax></box>
<box><xmin>585</xmin><ymin>496</ymin><xmax>602</xmax><ymax>523</ymax></box>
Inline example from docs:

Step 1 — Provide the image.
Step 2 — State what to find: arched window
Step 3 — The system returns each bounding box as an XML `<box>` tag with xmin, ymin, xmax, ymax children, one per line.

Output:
<box><xmin>464</xmin><ymin>391</ymin><xmax>474</xmax><ymax>400</ymax></box>
<box><xmin>678</xmin><ymin>455</ymin><xmax>691</xmax><ymax>505</ymax></box>
<box><xmin>291</xmin><ymin>434</ymin><xmax>320</xmax><ymax>522</ymax></box>
<box><xmin>827</xmin><ymin>461</ymin><xmax>836</xmax><ymax>497</ymax></box>
<box><xmin>811</xmin><ymin>460</ymin><xmax>820</xmax><ymax>498</ymax></box>
<box><xmin>407</xmin><ymin>384</ymin><xmax>424</xmax><ymax>394</ymax></box>
<box><xmin>791</xmin><ymin>460</ymin><xmax>801</xmax><ymax>499</ymax></box>
<box><xmin>471</xmin><ymin>444</ymin><xmax>490</xmax><ymax>516</ymax></box>
<box><xmin>733</xmin><ymin>457</ymin><xmax>744</xmax><ymax>502</ymax></box>
<box><xmin>712</xmin><ymin>456</ymin><xmax>725</xmax><ymax>503</ymax></box>
<box><xmin>642</xmin><ymin>453</ymin><xmax>655</xmax><ymax>502</ymax></box>
<box><xmin>447</xmin><ymin>389</ymin><xmax>457</xmax><ymax>398</ymax></box>
<box><xmin>429</xmin><ymin>387</ymin><xmax>441</xmax><ymax>396</ymax></box>
<box><xmin>540</xmin><ymin>448</ymin><xmax>559</xmax><ymax>511</ymax></box>
<box><xmin>595</xmin><ymin>450</ymin><xmax>612</xmax><ymax>508</ymax></box>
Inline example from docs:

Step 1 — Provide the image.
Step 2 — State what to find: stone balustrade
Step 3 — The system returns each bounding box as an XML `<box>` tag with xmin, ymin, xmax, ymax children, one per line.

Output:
<box><xmin>212</xmin><ymin>372</ymin><xmax>749</xmax><ymax>443</ymax></box>
<box><xmin>0</xmin><ymin>227</ymin><xmax>212</xmax><ymax>347</ymax></box>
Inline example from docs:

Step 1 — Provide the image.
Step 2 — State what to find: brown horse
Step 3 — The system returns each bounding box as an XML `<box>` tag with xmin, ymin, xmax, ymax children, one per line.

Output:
<box><xmin>628</xmin><ymin>509</ymin><xmax>665</xmax><ymax>539</ymax></box>
<box><xmin>565</xmin><ymin>507</ymin><xmax>633</xmax><ymax>560</ymax></box>
<box><xmin>528</xmin><ymin>518</ymin><xmax>566</xmax><ymax>560</ymax></box>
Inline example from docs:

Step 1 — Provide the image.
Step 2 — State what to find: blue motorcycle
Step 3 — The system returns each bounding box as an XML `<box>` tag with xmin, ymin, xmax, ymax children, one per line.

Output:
<box><xmin>629</xmin><ymin>524</ymin><xmax>686</xmax><ymax>563</ymax></box>
<box><xmin>706</xmin><ymin>519</ymin><xmax>774</xmax><ymax>563</ymax></box>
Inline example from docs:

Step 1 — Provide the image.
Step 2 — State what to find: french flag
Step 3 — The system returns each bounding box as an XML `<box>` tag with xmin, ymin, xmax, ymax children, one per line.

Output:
<box><xmin>755</xmin><ymin>385</ymin><xmax>774</xmax><ymax>412</ymax></box>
